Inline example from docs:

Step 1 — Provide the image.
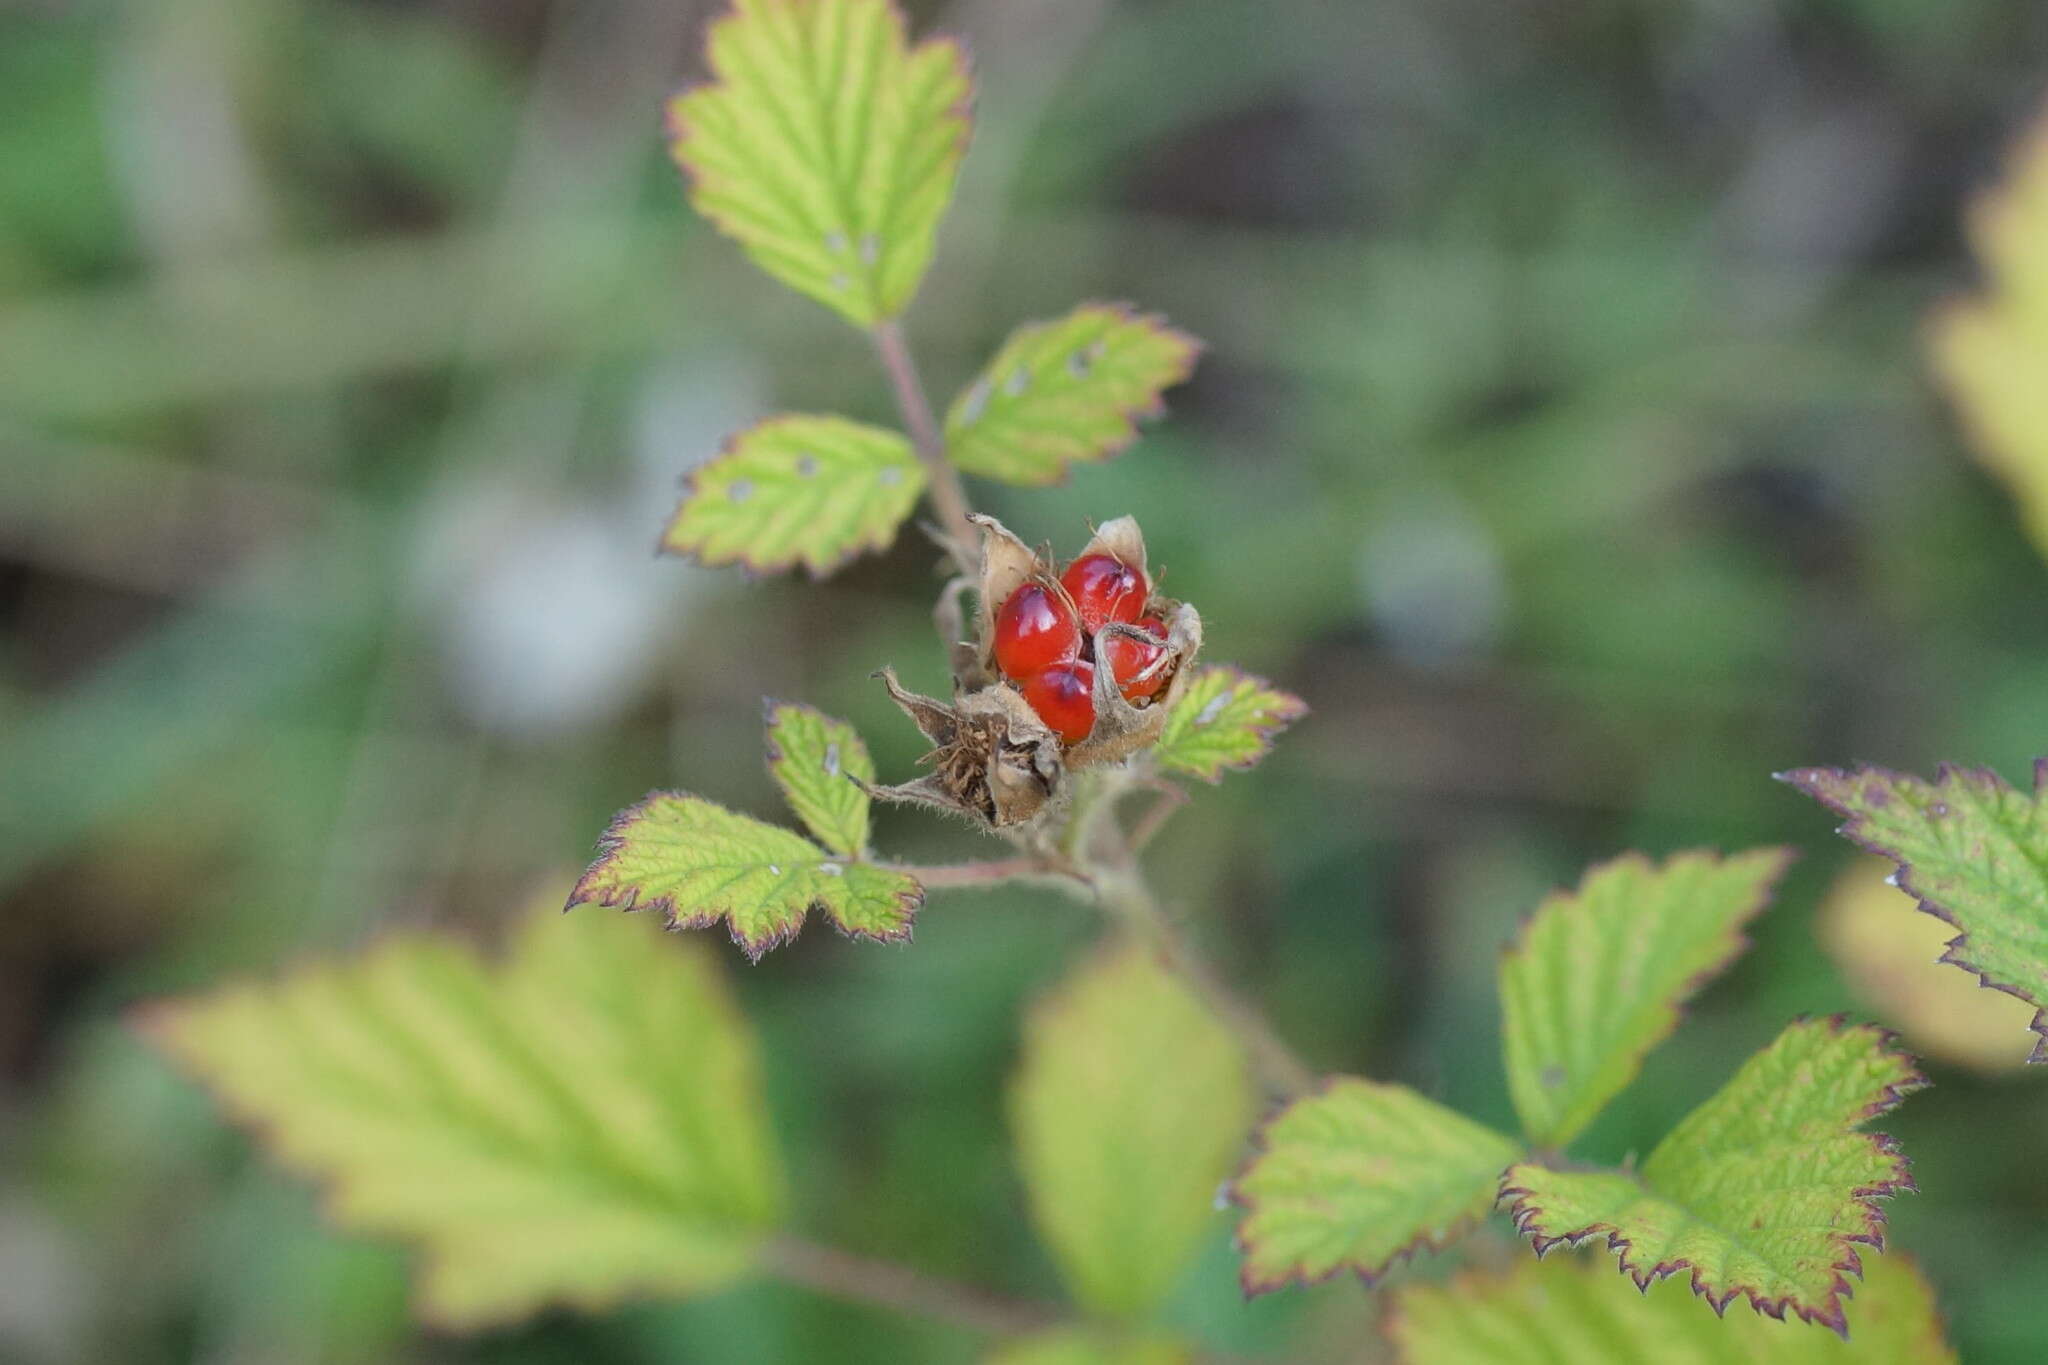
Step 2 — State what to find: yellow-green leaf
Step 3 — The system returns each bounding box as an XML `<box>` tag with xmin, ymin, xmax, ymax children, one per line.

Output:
<box><xmin>1010</xmin><ymin>939</ymin><xmax>1255</xmax><ymax>1319</ymax></box>
<box><xmin>1784</xmin><ymin>761</ymin><xmax>2048</xmax><ymax>1063</ymax></box>
<box><xmin>1389</xmin><ymin>1251</ymin><xmax>1956</xmax><ymax>1363</ymax></box>
<box><xmin>140</xmin><ymin>908</ymin><xmax>784</xmax><ymax>1329</ymax></box>
<box><xmin>1501</xmin><ymin>1018</ymin><xmax>1925</xmax><ymax>1336</ymax></box>
<box><xmin>661</xmin><ymin>415</ymin><xmax>926</xmax><ymax>577</ymax></box>
<box><xmin>1928</xmin><ymin>103</ymin><xmax>2048</xmax><ymax>559</ymax></box>
<box><xmin>1232</xmin><ymin>1080</ymin><xmax>1520</xmax><ymax>1295</ymax></box>
<box><xmin>1500</xmin><ymin>848</ymin><xmax>1792</xmax><ymax>1147</ymax></box>
<box><xmin>944</xmin><ymin>304</ymin><xmax>1201</xmax><ymax>485</ymax></box>
<box><xmin>1150</xmin><ymin>666</ymin><xmax>1305</xmax><ymax>783</ymax></box>
<box><xmin>984</xmin><ymin>1329</ymin><xmax>1192</xmax><ymax>1365</ymax></box>
<box><xmin>765</xmin><ymin>701</ymin><xmax>875</xmax><ymax>857</ymax></box>
<box><xmin>668</xmin><ymin>0</ymin><xmax>972</xmax><ymax>326</ymax></box>
<box><xmin>570</xmin><ymin>792</ymin><xmax>920</xmax><ymax>960</ymax></box>
<box><xmin>1819</xmin><ymin>855</ymin><xmax>2037</xmax><ymax>1074</ymax></box>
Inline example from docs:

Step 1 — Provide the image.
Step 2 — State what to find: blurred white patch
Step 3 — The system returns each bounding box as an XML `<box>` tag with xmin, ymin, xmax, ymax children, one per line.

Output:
<box><xmin>1356</xmin><ymin>488</ymin><xmax>1504</xmax><ymax>670</ymax></box>
<box><xmin>417</xmin><ymin>353</ymin><xmax>765</xmax><ymax>737</ymax></box>
<box><xmin>0</xmin><ymin>1197</ymin><xmax>88</xmax><ymax>1363</ymax></box>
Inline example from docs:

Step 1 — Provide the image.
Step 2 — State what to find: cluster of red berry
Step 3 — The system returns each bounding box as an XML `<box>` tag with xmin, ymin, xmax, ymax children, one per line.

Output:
<box><xmin>993</xmin><ymin>552</ymin><xmax>1169</xmax><ymax>744</ymax></box>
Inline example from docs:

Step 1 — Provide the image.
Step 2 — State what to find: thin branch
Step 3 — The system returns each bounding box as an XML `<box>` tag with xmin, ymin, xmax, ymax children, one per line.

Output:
<box><xmin>765</xmin><ymin>1234</ymin><xmax>1063</xmax><ymax>1338</ymax></box>
<box><xmin>872</xmin><ymin>317</ymin><xmax>978</xmax><ymax>575</ymax></box>
<box><xmin>1093</xmin><ymin>860</ymin><xmax>1317</xmax><ymax>1100</ymax></box>
<box><xmin>1125</xmin><ymin>780</ymin><xmax>1190</xmax><ymax>853</ymax></box>
<box><xmin>889</xmin><ymin>857</ymin><xmax>1092</xmax><ymax>894</ymax></box>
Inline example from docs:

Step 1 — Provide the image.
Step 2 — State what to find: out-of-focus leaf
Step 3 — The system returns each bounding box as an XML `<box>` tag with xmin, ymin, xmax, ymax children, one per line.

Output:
<box><xmin>1389</xmin><ymin>1250</ymin><xmax>1956</xmax><ymax>1363</ymax></box>
<box><xmin>1928</xmin><ymin>105</ymin><xmax>2048</xmax><ymax>559</ymax></box>
<box><xmin>764</xmin><ymin>702</ymin><xmax>876</xmax><ymax>857</ymax></box>
<box><xmin>1784</xmin><ymin>761</ymin><xmax>2048</xmax><ymax>1062</ymax></box>
<box><xmin>660</xmin><ymin>415</ymin><xmax>925</xmax><ymax>577</ymax></box>
<box><xmin>140</xmin><ymin>910</ymin><xmax>784</xmax><ymax>1328</ymax></box>
<box><xmin>984</xmin><ymin>1328</ymin><xmax>1192</xmax><ymax>1365</ymax></box>
<box><xmin>570</xmin><ymin>792</ymin><xmax>919</xmax><ymax>960</ymax></box>
<box><xmin>1010</xmin><ymin>940</ymin><xmax>1255</xmax><ymax>1318</ymax></box>
<box><xmin>667</xmin><ymin>0</ymin><xmax>971</xmax><ymax>326</ymax></box>
<box><xmin>1820</xmin><ymin>856</ymin><xmax>2037</xmax><ymax>1074</ymax></box>
<box><xmin>1150</xmin><ymin>666</ymin><xmax>1305</xmax><ymax>783</ymax></box>
<box><xmin>1499</xmin><ymin>848</ymin><xmax>1791</xmax><ymax>1147</ymax></box>
<box><xmin>1501</xmin><ymin>1018</ymin><xmax>1925</xmax><ymax>1335</ymax></box>
<box><xmin>1232</xmin><ymin>1080</ymin><xmax>1520</xmax><ymax>1295</ymax></box>
<box><xmin>944</xmin><ymin>304</ymin><xmax>1200</xmax><ymax>485</ymax></box>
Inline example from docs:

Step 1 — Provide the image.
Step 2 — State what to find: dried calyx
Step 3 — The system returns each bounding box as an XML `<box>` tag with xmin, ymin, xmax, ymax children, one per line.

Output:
<box><xmin>870</xmin><ymin>514</ymin><xmax>1202</xmax><ymax>829</ymax></box>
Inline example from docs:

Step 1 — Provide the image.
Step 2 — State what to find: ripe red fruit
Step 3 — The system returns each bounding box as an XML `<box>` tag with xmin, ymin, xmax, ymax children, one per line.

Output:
<box><xmin>993</xmin><ymin>582</ymin><xmax>1081</xmax><ymax>680</ymax></box>
<box><xmin>1021</xmin><ymin>660</ymin><xmax>1096</xmax><ymax>744</ymax></box>
<box><xmin>1101</xmin><ymin>615</ymin><xmax>1169</xmax><ymax>701</ymax></box>
<box><xmin>1059</xmin><ymin>553</ymin><xmax>1148</xmax><ymax>632</ymax></box>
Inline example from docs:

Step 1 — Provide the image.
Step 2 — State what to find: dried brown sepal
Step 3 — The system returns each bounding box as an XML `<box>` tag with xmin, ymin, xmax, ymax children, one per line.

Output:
<box><xmin>868</xmin><ymin>668</ymin><xmax>1065</xmax><ymax>828</ymax></box>
<box><xmin>1066</xmin><ymin>601</ymin><xmax>1203</xmax><ymax>769</ymax></box>
<box><xmin>968</xmin><ymin>514</ymin><xmax>1045</xmax><ymax>683</ymax></box>
<box><xmin>933</xmin><ymin>574</ymin><xmax>987</xmax><ymax>690</ymax></box>
<box><xmin>1076</xmin><ymin>514</ymin><xmax>1150</xmax><ymax>581</ymax></box>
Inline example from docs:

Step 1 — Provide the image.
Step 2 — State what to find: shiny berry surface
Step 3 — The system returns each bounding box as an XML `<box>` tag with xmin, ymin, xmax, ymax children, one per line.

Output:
<box><xmin>1021</xmin><ymin>660</ymin><xmax>1096</xmax><ymax>744</ymax></box>
<box><xmin>993</xmin><ymin>582</ymin><xmax>1080</xmax><ymax>680</ymax></box>
<box><xmin>1059</xmin><ymin>553</ymin><xmax>1148</xmax><ymax>632</ymax></box>
<box><xmin>1102</xmin><ymin>615</ymin><xmax>1169</xmax><ymax>701</ymax></box>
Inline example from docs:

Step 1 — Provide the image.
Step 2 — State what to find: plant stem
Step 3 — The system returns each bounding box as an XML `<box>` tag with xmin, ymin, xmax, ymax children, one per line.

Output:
<box><xmin>872</xmin><ymin>317</ymin><xmax>977</xmax><ymax>575</ymax></box>
<box><xmin>1092</xmin><ymin>858</ymin><xmax>1318</xmax><ymax>1100</ymax></box>
<box><xmin>766</xmin><ymin>1234</ymin><xmax>1062</xmax><ymax>1337</ymax></box>
<box><xmin>892</xmin><ymin>856</ymin><xmax>1088</xmax><ymax>892</ymax></box>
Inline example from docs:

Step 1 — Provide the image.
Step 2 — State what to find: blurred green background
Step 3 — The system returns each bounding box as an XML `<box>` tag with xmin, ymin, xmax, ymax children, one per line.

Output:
<box><xmin>6</xmin><ymin>0</ymin><xmax>2048</xmax><ymax>1360</ymax></box>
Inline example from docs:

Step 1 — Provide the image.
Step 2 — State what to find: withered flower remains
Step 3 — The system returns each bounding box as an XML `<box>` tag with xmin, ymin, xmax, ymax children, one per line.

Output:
<box><xmin>870</xmin><ymin>515</ymin><xmax>1202</xmax><ymax>829</ymax></box>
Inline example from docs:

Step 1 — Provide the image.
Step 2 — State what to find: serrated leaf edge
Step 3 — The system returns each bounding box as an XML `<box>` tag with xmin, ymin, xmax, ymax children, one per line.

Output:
<box><xmin>1779</xmin><ymin>760</ymin><xmax>2048</xmax><ymax>1064</ymax></box>
<box><xmin>658</xmin><ymin>415</ymin><xmax>923</xmax><ymax>579</ymax></box>
<box><xmin>1495</xmin><ymin>1016</ymin><xmax>1927</xmax><ymax>1338</ymax></box>
<box><xmin>665</xmin><ymin>2</ymin><xmax>976</xmax><ymax>328</ymax></box>
<box><xmin>1226</xmin><ymin>1076</ymin><xmax>1523</xmax><ymax>1299</ymax></box>
<box><xmin>761</xmin><ymin>697</ymin><xmax>873</xmax><ymax>858</ymax></box>
<box><xmin>566</xmin><ymin>789</ymin><xmax>923</xmax><ymax>962</ymax></box>
<box><xmin>1159</xmin><ymin>666</ymin><xmax>1308</xmax><ymax>784</ymax></box>
<box><xmin>1380</xmin><ymin>1250</ymin><xmax>1958</xmax><ymax>1361</ymax></box>
<box><xmin>1498</xmin><ymin>846</ymin><xmax>1796</xmax><ymax>1144</ymax></box>
<box><xmin>948</xmin><ymin>301</ymin><xmax>1204</xmax><ymax>486</ymax></box>
<box><xmin>132</xmin><ymin>936</ymin><xmax>774</xmax><ymax>1330</ymax></box>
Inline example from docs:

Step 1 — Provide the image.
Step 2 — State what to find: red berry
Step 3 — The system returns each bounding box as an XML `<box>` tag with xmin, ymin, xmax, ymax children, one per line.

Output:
<box><xmin>1060</xmin><ymin>553</ymin><xmax>1148</xmax><ymax>632</ymax></box>
<box><xmin>1102</xmin><ymin>615</ymin><xmax>1169</xmax><ymax>701</ymax></box>
<box><xmin>1021</xmin><ymin>660</ymin><xmax>1096</xmax><ymax>744</ymax></box>
<box><xmin>993</xmin><ymin>582</ymin><xmax>1080</xmax><ymax>680</ymax></box>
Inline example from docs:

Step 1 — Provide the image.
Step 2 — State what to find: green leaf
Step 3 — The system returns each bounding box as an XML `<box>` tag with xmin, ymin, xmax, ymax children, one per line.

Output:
<box><xmin>661</xmin><ymin>415</ymin><xmax>926</xmax><ymax>577</ymax></box>
<box><xmin>943</xmin><ymin>304</ymin><xmax>1201</xmax><ymax>485</ymax></box>
<box><xmin>570</xmin><ymin>792</ymin><xmax>920</xmax><ymax>960</ymax></box>
<box><xmin>1389</xmin><ymin>1250</ymin><xmax>1957</xmax><ymax>1363</ymax></box>
<box><xmin>1232</xmin><ymin>1080</ymin><xmax>1521</xmax><ymax>1295</ymax></box>
<box><xmin>1500</xmin><ymin>848</ymin><xmax>1792</xmax><ymax>1147</ymax></box>
<box><xmin>1500</xmin><ymin>1017</ymin><xmax>1926</xmax><ymax>1336</ymax></box>
<box><xmin>667</xmin><ymin>0</ymin><xmax>972</xmax><ymax>327</ymax></box>
<box><xmin>984</xmin><ymin>1329</ymin><xmax>1192</xmax><ymax>1365</ymax></box>
<box><xmin>139</xmin><ymin>908</ymin><xmax>784</xmax><ymax>1329</ymax></box>
<box><xmin>1010</xmin><ymin>939</ymin><xmax>1255</xmax><ymax>1319</ymax></box>
<box><xmin>764</xmin><ymin>701</ymin><xmax>875</xmax><ymax>856</ymax></box>
<box><xmin>1150</xmin><ymin>666</ymin><xmax>1306</xmax><ymax>783</ymax></box>
<box><xmin>1783</xmin><ymin>761</ymin><xmax>2048</xmax><ymax>1062</ymax></box>
<box><xmin>1928</xmin><ymin>106</ymin><xmax>2048</xmax><ymax>560</ymax></box>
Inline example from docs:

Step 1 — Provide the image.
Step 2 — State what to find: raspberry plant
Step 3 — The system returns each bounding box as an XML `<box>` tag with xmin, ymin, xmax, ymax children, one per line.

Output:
<box><xmin>136</xmin><ymin>2</ymin><xmax>2046</xmax><ymax>1360</ymax></box>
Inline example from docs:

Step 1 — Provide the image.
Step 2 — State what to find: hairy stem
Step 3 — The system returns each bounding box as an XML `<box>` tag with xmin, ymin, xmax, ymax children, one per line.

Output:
<box><xmin>766</xmin><ymin>1234</ymin><xmax>1062</xmax><ymax>1337</ymax></box>
<box><xmin>873</xmin><ymin>318</ymin><xmax>978</xmax><ymax>575</ymax></box>
<box><xmin>892</xmin><ymin>856</ymin><xmax>1089</xmax><ymax>892</ymax></box>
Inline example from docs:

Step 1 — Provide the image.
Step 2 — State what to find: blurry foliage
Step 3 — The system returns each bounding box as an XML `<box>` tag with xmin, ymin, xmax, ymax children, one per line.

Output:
<box><xmin>7</xmin><ymin>0</ymin><xmax>2048</xmax><ymax>1360</ymax></box>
